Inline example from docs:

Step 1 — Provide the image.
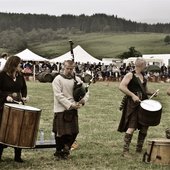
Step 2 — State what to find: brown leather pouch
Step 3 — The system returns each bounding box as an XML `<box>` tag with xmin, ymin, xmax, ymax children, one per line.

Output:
<box><xmin>63</xmin><ymin>109</ymin><xmax>77</xmax><ymax>122</ymax></box>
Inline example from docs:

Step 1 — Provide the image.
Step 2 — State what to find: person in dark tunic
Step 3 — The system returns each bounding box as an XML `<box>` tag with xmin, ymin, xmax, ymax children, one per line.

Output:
<box><xmin>118</xmin><ymin>57</ymin><xmax>157</xmax><ymax>158</ymax></box>
<box><xmin>0</xmin><ymin>56</ymin><xmax>28</xmax><ymax>163</ymax></box>
<box><xmin>52</xmin><ymin>60</ymin><xmax>89</xmax><ymax>160</ymax></box>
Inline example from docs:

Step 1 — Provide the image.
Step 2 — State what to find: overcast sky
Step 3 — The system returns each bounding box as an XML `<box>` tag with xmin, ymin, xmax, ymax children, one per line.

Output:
<box><xmin>0</xmin><ymin>0</ymin><xmax>170</xmax><ymax>24</ymax></box>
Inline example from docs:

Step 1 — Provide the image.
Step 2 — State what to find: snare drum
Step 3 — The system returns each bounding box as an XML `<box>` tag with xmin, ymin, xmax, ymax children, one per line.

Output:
<box><xmin>139</xmin><ymin>99</ymin><xmax>162</xmax><ymax>126</ymax></box>
<box><xmin>143</xmin><ymin>138</ymin><xmax>170</xmax><ymax>165</ymax></box>
<box><xmin>0</xmin><ymin>103</ymin><xmax>41</xmax><ymax>148</ymax></box>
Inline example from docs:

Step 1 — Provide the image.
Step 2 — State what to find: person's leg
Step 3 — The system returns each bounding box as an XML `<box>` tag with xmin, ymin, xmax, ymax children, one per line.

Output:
<box><xmin>14</xmin><ymin>148</ymin><xmax>23</xmax><ymax>163</ymax></box>
<box><xmin>122</xmin><ymin>128</ymin><xmax>135</xmax><ymax>157</ymax></box>
<box><xmin>60</xmin><ymin>135</ymin><xmax>72</xmax><ymax>159</ymax></box>
<box><xmin>136</xmin><ymin>126</ymin><xmax>148</xmax><ymax>153</ymax></box>
<box><xmin>66</xmin><ymin>133</ymin><xmax>78</xmax><ymax>149</ymax></box>
<box><xmin>0</xmin><ymin>144</ymin><xmax>4</xmax><ymax>160</ymax></box>
<box><xmin>54</xmin><ymin>135</ymin><xmax>64</xmax><ymax>159</ymax></box>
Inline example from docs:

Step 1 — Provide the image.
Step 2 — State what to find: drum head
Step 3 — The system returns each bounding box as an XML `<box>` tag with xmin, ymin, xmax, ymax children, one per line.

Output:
<box><xmin>4</xmin><ymin>103</ymin><xmax>41</xmax><ymax>111</ymax></box>
<box><xmin>140</xmin><ymin>99</ymin><xmax>162</xmax><ymax>111</ymax></box>
<box><xmin>147</xmin><ymin>138</ymin><xmax>170</xmax><ymax>145</ymax></box>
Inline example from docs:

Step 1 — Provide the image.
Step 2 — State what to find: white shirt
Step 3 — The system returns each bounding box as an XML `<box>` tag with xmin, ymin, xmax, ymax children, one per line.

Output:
<box><xmin>52</xmin><ymin>75</ymin><xmax>89</xmax><ymax>113</ymax></box>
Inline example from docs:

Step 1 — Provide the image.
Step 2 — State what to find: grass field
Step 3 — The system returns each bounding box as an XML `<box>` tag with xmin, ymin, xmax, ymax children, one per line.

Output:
<box><xmin>30</xmin><ymin>32</ymin><xmax>170</xmax><ymax>59</ymax></box>
<box><xmin>0</xmin><ymin>81</ymin><xmax>170</xmax><ymax>170</ymax></box>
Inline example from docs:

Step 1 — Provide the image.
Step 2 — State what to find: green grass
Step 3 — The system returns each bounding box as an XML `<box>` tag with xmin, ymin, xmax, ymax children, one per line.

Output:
<box><xmin>0</xmin><ymin>81</ymin><xmax>170</xmax><ymax>169</ymax></box>
<box><xmin>29</xmin><ymin>32</ymin><xmax>170</xmax><ymax>59</ymax></box>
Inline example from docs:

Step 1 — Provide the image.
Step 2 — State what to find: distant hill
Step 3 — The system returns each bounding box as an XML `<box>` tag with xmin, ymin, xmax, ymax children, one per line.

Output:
<box><xmin>0</xmin><ymin>12</ymin><xmax>170</xmax><ymax>58</ymax></box>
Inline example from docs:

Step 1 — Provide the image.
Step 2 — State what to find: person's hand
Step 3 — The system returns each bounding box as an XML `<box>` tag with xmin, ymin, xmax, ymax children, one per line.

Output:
<box><xmin>154</xmin><ymin>91</ymin><xmax>159</xmax><ymax>97</ymax></box>
<box><xmin>6</xmin><ymin>96</ymin><xmax>13</xmax><ymax>102</ymax></box>
<box><xmin>78</xmin><ymin>99</ymin><xmax>85</xmax><ymax>105</ymax></box>
<box><xmin>22</xmin><ymin>97</ymin><xmax>29</xmax><ymax>103</ymax></box>
<box><xmin>70</xmin><ymin>103</ymin><xmax>81</xmax><ymax>110</ymax></box>
<box><xmin>132</xmin><ymin>94</ymin><xmax>140</xmax><ymax>103</ymax></box>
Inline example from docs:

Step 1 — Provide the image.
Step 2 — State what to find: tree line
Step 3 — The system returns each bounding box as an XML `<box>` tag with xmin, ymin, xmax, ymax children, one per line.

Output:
<box><xmin>1</xmin><ymin>12</ymin><xmax>170</xmax><ymax>33</ymax></box>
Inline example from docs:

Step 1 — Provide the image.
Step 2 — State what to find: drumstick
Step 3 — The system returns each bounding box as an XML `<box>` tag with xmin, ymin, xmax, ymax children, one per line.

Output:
<box><xmin>13</xmin><ymin>100</ymin><xmax>23</xmax><ymax>105</ymax></box>
<box><xmin>149</xmin><ymin>89</ymin><xmax>159</xmax><ymax>100</ymax></box>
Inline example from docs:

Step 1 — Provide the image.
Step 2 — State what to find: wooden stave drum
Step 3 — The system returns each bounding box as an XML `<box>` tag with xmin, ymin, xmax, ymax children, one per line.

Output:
<box><xmin>0</xmin><ymin>103</ymin><xmax>41</xmax><ymax>148</ymax></box>
<box><xmin>36</xmin><ymin>72</ymin><xmax>53</xmax><ymax>83</ymax></box>
<box><xmin>139</xmin><ymin>99</ymin><xmax>162</xmax><ymax>126</ymax></box>
<box><xmin>143</xmin><ymin>138</ymin><xmax>170</xmax><ymax>165</ymax></box>
<box><xmin>83</xmin><ymin>74</ymin><xmax>92</xmax><ymax>83</ymax></box>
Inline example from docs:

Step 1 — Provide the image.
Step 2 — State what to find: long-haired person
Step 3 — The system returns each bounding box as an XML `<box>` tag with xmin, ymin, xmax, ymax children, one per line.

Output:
<box><xmin>118</xmin><ymin>58</ymin><xmax>157</xmax><ymax>158</ymax></box>
<box><xmin>0</xmin><ymin>56</ymin><xmax>28</xmax><ymax>163</ymax></box>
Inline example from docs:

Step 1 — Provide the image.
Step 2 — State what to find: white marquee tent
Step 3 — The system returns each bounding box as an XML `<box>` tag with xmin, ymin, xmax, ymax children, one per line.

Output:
<box><xmin>142</xmin><ymin>54</ymin><xmax>170</xmax><ymax>66</ymax></box>
<box><xmin>16</xmin><ymin>48</ymin><xmax>49</xmax><ymax>62</ymax></box>
<box><xmin>16</xmin><ymin>49</ymin><xmax>49</xmax><ymax>81</ymax></box>
<box><xmin>50</xmin><ymin>45</ymin><xmax>101</xmax><ymax>64</ymax></box>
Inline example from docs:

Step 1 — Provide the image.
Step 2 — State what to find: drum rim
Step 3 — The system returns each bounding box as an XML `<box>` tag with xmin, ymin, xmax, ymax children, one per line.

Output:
<box><xmin>4</xmin><ymin>103</ymin><xmax>41</xmax><ymax>111</ymax></box>
<box><xmin>140</xmin><ymin>99</ymin><xmax>162</xmax><ymax>111</ymax></box>
<box><xmin>147</xmin><ymin>138</ymin><xmax>170</xmax><ymax>144</ymax></box>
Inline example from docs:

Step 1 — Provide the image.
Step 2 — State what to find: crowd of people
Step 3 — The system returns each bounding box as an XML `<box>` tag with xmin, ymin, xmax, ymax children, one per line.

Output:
<box><xmin>1</xmin><ymin>52</ymin><xmax>170</xmax><ymax>83</ymax></box>
<box><xmin>0</xmin><ymin>53</ymin><xmax>169</xmax><ymax>164</ymax></box>
<box><xmin>17</xmin><ymin>60</ymin><xmax>170</xmax><ymax>83</ymax></box>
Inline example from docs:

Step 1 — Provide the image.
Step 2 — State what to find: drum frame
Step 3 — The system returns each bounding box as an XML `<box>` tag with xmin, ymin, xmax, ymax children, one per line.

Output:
<box><xmin>0</xmin><ymin>103</ymin><xmax>41</xmax><ymax>148</ymax></box>
<box><xmin>143</xmin><ymin>138</ymin><xmax>170</xmax><ymax>165</ymax></box>
<box><xmin>139</xmin><ymin>99</ymin><xmax>162</xmax><ymax>126</ymax></box>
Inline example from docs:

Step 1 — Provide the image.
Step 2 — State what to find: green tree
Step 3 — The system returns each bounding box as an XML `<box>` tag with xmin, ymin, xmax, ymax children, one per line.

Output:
<box><xmin>117</xmin><ymin>47</ymin><xmax>142</xmax><ymax>59</ymax></box>
<box><xmin>164</xmin><ymin>35</ymin><xmax>170</xmax><ymax>44</ymax></box>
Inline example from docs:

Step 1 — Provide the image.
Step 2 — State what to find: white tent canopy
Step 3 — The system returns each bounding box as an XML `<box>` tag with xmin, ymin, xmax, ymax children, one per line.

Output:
<box><xmin>50</xmin><ymin>45</ymin><xmax>101</xmax><ymax>64</ymax></box>
<box><xmin>142</xmin><ymin>54</ymin><xmax>170</xmax><ymax>66</ymax></box>
<box><xmin>16</xmin><ymin>48</ymin><xmax>49</xmax><ymax>62</ymax></box>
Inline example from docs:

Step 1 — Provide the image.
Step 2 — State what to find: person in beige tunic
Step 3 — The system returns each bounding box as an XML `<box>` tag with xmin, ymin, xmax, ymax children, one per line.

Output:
<box><xmin>52</xmin><ymin>60</ymin><xmax>89</xmax><ymax>160</ymax></box>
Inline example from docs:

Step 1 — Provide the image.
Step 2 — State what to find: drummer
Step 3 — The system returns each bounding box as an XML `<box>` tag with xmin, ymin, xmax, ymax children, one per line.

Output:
<box><xmin>0</xmin><ymin>56</ymin><xmax>28</xmax><ymax>163</ymax></box>
<box><xmin>117</xmin><ymin>57</ymin><xmax>158</xmax><ymax>158</ymax></box>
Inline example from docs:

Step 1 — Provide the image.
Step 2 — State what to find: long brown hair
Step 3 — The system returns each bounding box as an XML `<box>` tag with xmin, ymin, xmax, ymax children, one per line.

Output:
<box><xmin>3</xmin><ymin>56</ymin><xmax>21</xmax><ymax>78</ymax></box>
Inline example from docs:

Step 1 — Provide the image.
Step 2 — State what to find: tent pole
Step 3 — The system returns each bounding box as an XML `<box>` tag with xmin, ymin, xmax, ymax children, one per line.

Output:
<box><xmin>33</xmin><ymin>64</ymin><xmax>35</xmax><ymax>81</ymax></box>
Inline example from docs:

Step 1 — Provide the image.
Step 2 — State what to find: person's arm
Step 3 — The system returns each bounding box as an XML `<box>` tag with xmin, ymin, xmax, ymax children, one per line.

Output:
<box><xmin>21</xmin><ymin>75</ymin><xmax>27</xmax><ymax>98</ymax></box>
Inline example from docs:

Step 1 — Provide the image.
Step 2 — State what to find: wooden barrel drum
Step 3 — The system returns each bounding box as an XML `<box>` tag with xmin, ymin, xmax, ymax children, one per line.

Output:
<box><xmin>37</xmin><ymin>72</ymin><xmax>53</xmax><ymax>83</ymax></box>
<box><xmin>0</xmin><ymin>103</ymin><xmax>41</xmax><ymax>148</ymax></box>
<box><xmin>143</xmin><ymin>138</ymin><xmax>170</xmax><ymax>165</ymax></box>
<box><xmin>83</xmin><ymin>74</ymin><xmax>92</xmax><ymax>83</ymax></box>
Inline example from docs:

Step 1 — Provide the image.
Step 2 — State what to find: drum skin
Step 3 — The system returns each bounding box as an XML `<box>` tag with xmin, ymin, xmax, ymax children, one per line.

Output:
<box><xmin>146</xmin><ymin>138</ymin><xmax>170</xmax><ymax>165</ymax></box>
<box><xmin>138</xmin><ymin>99</ymin><xmax>162</xmax><ymax>126</ymax></box>
<box><xmin>0</xmin><ymin>103</ymin><xmax>41</xmax><ymax>148</ymax></box>
<box><xmin>37</xmin><ymin>72</ymin><xmax>53</xmax><ymax>83</ymax></box>
<box><xmin>83</xmin><ymin>74</ymin><xmax>92</xmax><ymax>83</ymax></box>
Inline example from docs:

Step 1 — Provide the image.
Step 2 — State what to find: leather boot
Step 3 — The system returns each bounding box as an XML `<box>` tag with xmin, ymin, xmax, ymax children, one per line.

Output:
<box><xmin>136</xmin><ymin>132</ymin><xmax>147</xmax><ymax>153</ymax></box>
<box><xmin>14</xmin><ymin>148</ymin><xmax>23</xmax><ymax>163</ymax></box>
<box><xmin>54</xmin><ymin>136</ymin><xmax>64</xmax><ymax>160</ymax></box>
<box><xmin>122</xmin><ymin>133</ymin><xmax>133</xmax><ymax>158</ymax></box>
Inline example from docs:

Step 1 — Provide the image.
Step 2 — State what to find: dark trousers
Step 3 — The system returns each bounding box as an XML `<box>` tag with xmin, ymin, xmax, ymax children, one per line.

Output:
<box><xmin>55</xmin><ymin>133</ymin><xmax>77</xmax><ymax>152</ymax></box>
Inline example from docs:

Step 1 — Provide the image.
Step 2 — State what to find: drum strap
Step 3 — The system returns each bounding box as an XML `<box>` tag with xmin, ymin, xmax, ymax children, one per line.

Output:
<box><xmin>143</xmin><ymin>141</ymin><xmax>155</xmax><ymax>163</ymax></box>
<box><xmin>60</xmin><ymin>73</ymin><xmax>73</xmax><ymax>80</ymax></box>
